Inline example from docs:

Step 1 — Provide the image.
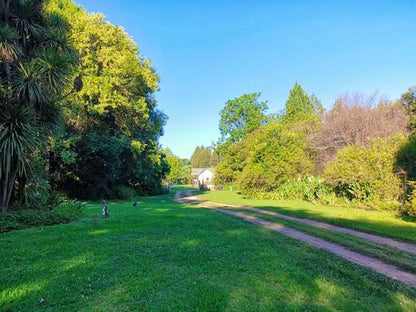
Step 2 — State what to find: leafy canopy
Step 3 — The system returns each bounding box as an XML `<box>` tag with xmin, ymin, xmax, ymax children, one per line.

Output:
<box><xmin>284</xmin><ymin>82</ymin><xmax>322</xmax><ymax>124</ymax></box>
<box><xmin>219</xmin><ymin>93</ymin><xmax>268</xmax><ymax>145</ymax></box>
<box><xmin>190</xmin><ymin>146</ymin><xmax>212</xmax><ymax>168</ymax></box>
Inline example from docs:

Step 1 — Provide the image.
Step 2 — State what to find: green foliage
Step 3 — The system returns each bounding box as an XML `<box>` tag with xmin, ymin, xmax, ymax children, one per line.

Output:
<box><xmin>44</xmin><ymin>0</ymin><xmax>169</xmax><ymax>199</ymax></box>
<box><xmin>0</xmin><ymin>0</ymin><xmax>77</xmax><ymax>212</ymax></box>
<box><xmin>0</xmin><ymin>199</ymin><xmax>83</xmax><ymax>233</ymax></box>
<box><xmin>214</xmin><ymin>85</ymin><xmax>414</xmax><ymax>214</ymax></box>
<box><xmin>400</xmin><ymin>86</ymin><xmax>416</xmax><ymax>131</ymax></box>
<box><xmin>190</xmin><ymin>146</ymin><xmax>212</xmax><ymax>168</ymax></box>
<box><xmin>164</xmin><ymin>149</ymin><xmax>190</xmax><ymax>184</ymax></box>
<box><xmin>214</xmin><ymin>139</ymin><xmax>250</xmax><ymax>184</ymax></box>
<box><xmin>268</xmin><ymin>176</ymin><xmax>332</xmax><ymax>201</ymax></box>
<box><xmin>401</xmin><ymin>181</ymin><xmax>416</xmax><ymax>217</ymax></box>
<box><xmin>324</xmin><ymin>134</ymin><xmax>407</xmax><ymax>204</ymax></box>
<box><xmin>219</xmin><ymin>93</ymin><xmax>268</xmax><ymax>145</ymax></box>
<box><xmin>396</xmin><ymin>134</ymin><xmax>416</xmax><ymax>180</ymax></box>
<box><xmin>112</xmin><ymin>186</ymin><xmax>137</xmax><ymax>200</ymax></box>
<box><xmin>237</xmin><ymin>121</ymin><xmax>314</xmax><ymax>194</ymax></box>
<box><xmin>285</xmin><ymin>82</ymin><xmax>320</xmax><ymax>124</ymax></box>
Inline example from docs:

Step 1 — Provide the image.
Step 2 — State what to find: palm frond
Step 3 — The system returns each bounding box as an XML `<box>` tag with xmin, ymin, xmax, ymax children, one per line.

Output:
<box><xmin>0</xmin><ymin>105</ymin><xmax>40</xmax><ymax>178</ymax></box>
<box><xmin>11</xmin><ymin>0</ymin><xmax>45</xmax><ymax>50</ymax></box>
<box><xmin>12</xmin><ymin>61</ymin><xmax>47</xmax><ymax>105</ymax></box>
<box><xmin>0</xmin><ymin>25</ymin><xmax>22</xmax><ymax>62</ymax></box>
<box><xmin>35</xmin><ymin>48</ymin><xmax>73</xmax><ymax>92</ymax></box>
<box><xmin>42</xmin><ymin>32</ymin><xmax>78</xmax><ymax>62</ymax></box>
<box><xmin>47</xmin><ymin>13</ymin><xmax>70</xmax><ymax>34</ymax></box>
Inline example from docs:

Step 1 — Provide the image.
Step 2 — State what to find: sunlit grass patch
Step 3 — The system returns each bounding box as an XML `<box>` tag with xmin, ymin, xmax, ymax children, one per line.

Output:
<box><xmin>1</xmin><ymin>188</ymin><xmax>415</xmax><ymax>311</ymax></box>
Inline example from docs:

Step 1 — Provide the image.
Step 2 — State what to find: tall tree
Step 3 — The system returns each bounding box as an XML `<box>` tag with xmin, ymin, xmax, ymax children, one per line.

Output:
<box><xmin>237</xmin><ymin>121</ymin><xmax>314</xmax><ymax>193</ymax></box>
<box><xmin>219</xmin><ymin>93</ymin><xmax>268</xmax><ymax>145</ymax></box>
<box><xmin>284</xmin><ymin>83</ymin><xmax>319</xmax><ymax>124</ymax></box>
<box><xmin>190</xmin><ymin>146</ymin><xmax>211</xmax><ymax>168</ymax></box>
<box><xmin>46</xmin><ymin>0</ymin><xmax>168</xmax><ymax>198</ymax></box>
<box><xmin>0</xmin><ymin>0</ymin><xmax>77</xmax><ymax>212</ymax></box>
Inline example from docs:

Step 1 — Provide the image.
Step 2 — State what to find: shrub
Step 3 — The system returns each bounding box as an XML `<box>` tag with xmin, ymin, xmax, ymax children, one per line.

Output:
<box><xmin>113</xmin><ymin>186</ymin><xmax>137</xmax><ymax>200</ymax></box>
<box><xmin>238</xmin><ymin>122</ymin><xmax>314</xmax><ymax>194</ymax></box>
<box><xmin>324</xmin><ymin>134</ymin><xmax>407</xmax><ymax>204</ymax></box>
<box><xmin>400</xmin><ymin>181</ymin><xmax>416</xmax><ymax>217</ymax></box>
<box><xmin>53</xmin><ymin>200</ymin><xmax>84</xmax><ymax>222</ymax></box>
<box><xmin>0</xmin><ymin>200</ymin><xmax>84</xmax><ymax>233</ymax></box>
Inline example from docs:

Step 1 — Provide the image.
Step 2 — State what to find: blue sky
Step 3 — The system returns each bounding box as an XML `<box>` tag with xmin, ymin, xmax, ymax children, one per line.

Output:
<box><xmin>74</xmin><ymin>0</ymin><xmax>416</xmax><ymax>159</ymax></box>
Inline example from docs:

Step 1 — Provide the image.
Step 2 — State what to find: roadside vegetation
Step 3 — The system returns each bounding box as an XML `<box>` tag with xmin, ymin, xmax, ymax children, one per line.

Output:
<box><xmin>198</xmin><ymin>189</ymin><xmax>416</xmax><ymax>243</ymax></box>
<box><xmin>214</xmin><ymin>86</ymin><xmax>416</xmax><ymax>218</ymax></box>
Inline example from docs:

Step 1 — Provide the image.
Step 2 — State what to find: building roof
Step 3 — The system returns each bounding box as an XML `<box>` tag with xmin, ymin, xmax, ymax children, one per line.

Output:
<box><xmin>191</xmin><ymin>168</ymin><xmax>215</xmax><ymax>176</ymax></box>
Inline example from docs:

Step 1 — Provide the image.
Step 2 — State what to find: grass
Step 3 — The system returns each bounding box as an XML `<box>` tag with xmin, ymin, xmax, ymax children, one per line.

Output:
<box><xmin>1</xmin><ymin>188</ymin><xmax>415</xmax><ymax>311</ymax></box>
<box><xmin>237</xmin><ymin>209</ymin><xmax>416</xmax><ymax>274</ymax></box>
<box><xmin>198</xmin><ymin>189</ymin><xmax>416</xmax><ymax>243</ymax></box>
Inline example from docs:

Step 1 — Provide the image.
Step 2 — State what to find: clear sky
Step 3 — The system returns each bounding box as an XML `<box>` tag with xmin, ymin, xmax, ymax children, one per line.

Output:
<box><xmin>74</xmin><ymin>0</ymin><xmax>415</xmax><ymax>159</ymax></box>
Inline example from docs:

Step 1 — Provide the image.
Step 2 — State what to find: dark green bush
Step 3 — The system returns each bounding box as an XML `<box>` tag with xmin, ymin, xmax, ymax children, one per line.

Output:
<box><xmin>0</xmin><ymin>200</ymin><xmax>84</xmax><ymax>233</ymax></box>
<box><xmin>112</xmin><ymin>186</ymin><xmax>137</xmax><ymax>200</ymax></box>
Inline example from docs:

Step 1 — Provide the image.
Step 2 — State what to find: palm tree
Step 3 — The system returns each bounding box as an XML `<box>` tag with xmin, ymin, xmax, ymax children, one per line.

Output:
<box><xmin>0</xmin><ymin>0</ymin><xmax>77</xmax><ymax>212</ymax></box>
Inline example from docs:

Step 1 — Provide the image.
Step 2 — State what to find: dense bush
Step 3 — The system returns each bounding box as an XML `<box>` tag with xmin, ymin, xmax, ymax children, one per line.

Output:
<box><xmin>112</xmin><ymin>186</ymin><xmax>137</xmax><ymax>200</ymax></box>
<box><xmin>238</xmin><ymin>122</ymin><xmax>314</xmax><ymax>194</ymax></box>
<box><xmin>214</xmin><ymin>85</ymin><xmax>416</xmax><ymax>216</ymax></box>
<box><xmin>215</xmin><ymin>138</ymin><xmax>252</xmax><ymax>185</ymax></box>
<box><xmin>324</xmin><ymin>134</ymin><xmax>407</xmax><ymax>206</ymax></box>
<box><xmin>0</xmin><ymin>200</ymin><xmax>84</xmax><ymax>233</ymax></box>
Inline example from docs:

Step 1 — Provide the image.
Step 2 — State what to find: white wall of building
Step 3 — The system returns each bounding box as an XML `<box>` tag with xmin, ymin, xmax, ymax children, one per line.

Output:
<box><xmin>198</xmin><ymin>169</ymin><xmax>214</xmax><ymax>186</ymax></box>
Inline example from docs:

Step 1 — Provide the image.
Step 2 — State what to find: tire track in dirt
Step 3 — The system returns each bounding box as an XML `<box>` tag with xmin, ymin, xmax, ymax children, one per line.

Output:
<box><xmin>175</xmin><ymin>191</ymin><xmax>416</xmax><ymax>286</ymax></box>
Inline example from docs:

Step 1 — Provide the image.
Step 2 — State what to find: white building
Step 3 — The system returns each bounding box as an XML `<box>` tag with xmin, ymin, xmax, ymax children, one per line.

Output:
<box><xmin>191</xmin><ymin>168</ymin><xmax>215</xmax><ymax>190</ymax></box>
<box><xmin>198</xmin><ymin>169</ymin><xmax>215</xmax><ymax>188</ymax></box>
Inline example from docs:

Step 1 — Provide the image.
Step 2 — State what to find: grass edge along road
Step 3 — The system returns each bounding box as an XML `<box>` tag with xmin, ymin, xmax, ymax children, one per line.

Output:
<box><xmin>0</xmin><ymin>189</ymin><xmax>415</xmax><ymax>311</ymax></box>
<box><xmin>197</xmin><ymin>189</ymin><xmax>416</xmax><ymax>244</ymax></box>
<box><xmin>177</xmin><ymin>190</ymin><xmax>416</xmax><ymax>287</ymax></box>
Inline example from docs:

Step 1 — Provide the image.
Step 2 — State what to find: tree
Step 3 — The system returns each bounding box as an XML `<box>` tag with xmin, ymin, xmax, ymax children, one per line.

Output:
<box><xmin>46</xmin><ymin>0</ymin><xmax>168</xmax><ymax>198</ymax></box>
<box><xmin>0</xmin><ymin>0</ymin><xmax>77</xmax><ymax>212</ymax></box>
<box><xmin>400</xmin><ymin>86</ymin><xmax>416</xmax><ymax>131</ymax></box>
<box><xmin>164</xmin><ymin>148</ymin><xmax>190</xmax><ymax>184</ymax></box>
<box><xmin>237</xmin><ymin>121</ymin><xmax>314</xmax><ymax>194</ymax></box>
<box><xmin>219</xmin><ymin>93</ymin><xmax>268</xmax><ymax>145</ymax></box>
<box><xmin>284</xmin><ymin>83</ymin><xmax>319</xmax><ymax>124</ymax></box>
<box><xmin>214</xmin><ymin>137</ymin><xmax>252</xmax><ymax>185</ymax></box>
<box><xmin>190</xmin><ymin>146</ymin><xmax>212</xmax><ymax>168</ymax></box>
<box><xmin>310</xmin><ymin>94</ymin><xmax>409</xmax><ymax>170</ymax></box>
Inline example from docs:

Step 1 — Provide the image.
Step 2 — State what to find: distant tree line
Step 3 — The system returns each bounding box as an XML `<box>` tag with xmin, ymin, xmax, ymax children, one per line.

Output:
<box><xmin>215</xmin><ymin>83</ymin><xmax>416</xmax><ymax>216</ymax></box>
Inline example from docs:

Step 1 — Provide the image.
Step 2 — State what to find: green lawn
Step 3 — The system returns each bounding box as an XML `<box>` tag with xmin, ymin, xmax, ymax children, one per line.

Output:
<box><xmin>237</xmin><ymin>209</ymin><xmax>416</xmax><ymax>274</ymax></box>
<box><xmin>198</xmin><ymin>189</ymin><xmax>416</xmax><ymax>243</ymax></box>
<box><xmin>1</xmin><ymin>189</ymin><xmax>416</xmax><ymax>311</ymax></box>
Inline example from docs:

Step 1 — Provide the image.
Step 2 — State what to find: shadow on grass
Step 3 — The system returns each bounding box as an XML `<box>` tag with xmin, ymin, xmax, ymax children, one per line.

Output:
<box><xmin>1</xmin><ymin>189</ymin><xmax>415</xmax><ymax>311</ymax></box>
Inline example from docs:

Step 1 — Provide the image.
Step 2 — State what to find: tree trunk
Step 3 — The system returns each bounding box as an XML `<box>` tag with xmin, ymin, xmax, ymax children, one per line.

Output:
<box><xmin>5</xmin><ymin>167</ymin><xmax>18</xmax><ymax>211</ymax></box>
<box><xmin>0</xmin><ymin>163</ymin><xmax>18</xmax><ymax>213</ymax></box>
<box><xmin>0</xmin><ymin>176</ymin><xmax>8</xmax><ymax>213</ymax></box>
<box><xmin>17</xmin><ymin>176</ymin><xmax>26</xmax><ymax>206</ymax></box>
<box><xmin>1</xmin><ymin>172</ymin><xmax>10</xmax><ymax>213</ymax></box>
